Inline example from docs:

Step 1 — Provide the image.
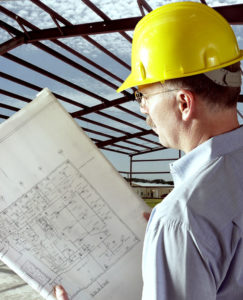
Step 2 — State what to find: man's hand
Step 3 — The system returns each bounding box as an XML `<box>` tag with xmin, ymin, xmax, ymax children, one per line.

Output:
<box><xmin>143</xmin><ymin>212</ymin><xmax>151</xmax><ymax>221</ymax></box>
<box><xmin>54</xmin><ymin>286</ymin><xmax>69</xmax><ymax>300</ymax></box>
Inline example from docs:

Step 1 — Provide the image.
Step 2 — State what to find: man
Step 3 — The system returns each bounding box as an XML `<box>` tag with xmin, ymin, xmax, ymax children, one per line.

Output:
<box><xmin>55</xmin><ymin>2</ymin><xmax>243</xmax><ymax>299</ymax></box>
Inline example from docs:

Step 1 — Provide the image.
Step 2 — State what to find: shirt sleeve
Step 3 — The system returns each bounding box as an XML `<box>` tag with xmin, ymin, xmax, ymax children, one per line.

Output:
<box><xmin>142</xmin><ymin>218</ymin><xmax>216</xmax><ymax>300</ymax></box>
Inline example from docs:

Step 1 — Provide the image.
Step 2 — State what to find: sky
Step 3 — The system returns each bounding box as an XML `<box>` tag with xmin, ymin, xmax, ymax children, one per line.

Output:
<box><xmin>0</xmin><ymin>0</ymin><xmax>243</xmax><ymax>183</ymax></box>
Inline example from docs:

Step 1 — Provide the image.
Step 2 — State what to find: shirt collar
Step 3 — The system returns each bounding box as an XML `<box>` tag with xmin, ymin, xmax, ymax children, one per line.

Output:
<box><xmin>170</xmin><ymin>126</ymin><xmax>243</xmax><ymax>187</ymax></box>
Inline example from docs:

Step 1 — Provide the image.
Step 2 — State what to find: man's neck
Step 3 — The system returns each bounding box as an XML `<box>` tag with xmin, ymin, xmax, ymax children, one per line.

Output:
<box><xmin>182</xmin><ymin>107</ymin><xmax>240</xmax><ymax>153</ymax></box>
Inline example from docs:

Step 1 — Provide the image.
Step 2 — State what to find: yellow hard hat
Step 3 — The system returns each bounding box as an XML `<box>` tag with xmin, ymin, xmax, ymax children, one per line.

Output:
<box><xmin>117</xmin><ymin>2</ymin><xmax>243</xmax><ymax>93</ymax></box>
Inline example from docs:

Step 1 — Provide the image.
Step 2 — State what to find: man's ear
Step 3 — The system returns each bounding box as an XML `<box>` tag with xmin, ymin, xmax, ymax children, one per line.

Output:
<box><xmin>176</xmin><ymin>90</ymin><xmax>195</xmax><ymax>121</ymax></box>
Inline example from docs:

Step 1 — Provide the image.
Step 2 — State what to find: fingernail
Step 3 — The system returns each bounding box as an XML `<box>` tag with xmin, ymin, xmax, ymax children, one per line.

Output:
<box><xmin>54</xmin><ymin>286</ymin><xmax>62</xmax><ymax>297</ymax></box>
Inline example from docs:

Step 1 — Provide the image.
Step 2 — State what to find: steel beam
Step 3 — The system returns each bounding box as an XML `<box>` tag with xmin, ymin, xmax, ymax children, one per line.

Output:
<box><xmin>0</xmin><ymin>103</ymin><xmax>19</xmax><ymax>112</ymax></box>
<box><xmin>96</xmin><ymin>129</ymin><xmax>154</xmax><ymax>148</ymax></box>
<box><xmin>137</xmin><ymin>0</ymin><xmax>152</xmax><ymax>15</ymax></box>
<box><xmin>125</xmin><ymin>171</ymin><xmax>170</xmax><ymax>174</ymax></box>
<box><xmin>71</xmin><ymin>96</ymin><xmax>133</xmax><ymax>117</ymax></box>
<box><xmin>130</xmin><ymin>155</ymin><xmax>133</xmax><ymax>185</ymax></box>
<box><xmin>0</xmin><ymin>37</ymin><xmax>25</xmax><ymax>56</ymax></box>
<box><xmin>81</xmin><ymin>0</ymin><xmax>132</xmax><ymax>43</ymax></box>
<box><xmin>100</xmin><ymin>147</ymin><xmax>129</xmax><ymax>155</ymax></box>
<box><xmin>131</xmin><ymin>146</ymin><xmax>166</xmax><ymax>156</ymax></box>
<box><xmin>0</xmin><ymin>89</ymin><xmax>32</xmax><ymax>103</ymax></box>
<box><xmin>18</xmin><ymin>17</ymin><xmax>140</xmax><ymax>43</ymax></box>
<box><xmin>133</xmin><ymin>158</ymin><xmax>178</xmax><ymax>162</ymax></box>
<box><xmin>214</xmin><ymin>4</ymin><xmax>243</xmax><ymax>24</ymax></box>
<box><xmin>83</xmin><ymin>126</ymin><xmax>151</xmax><ymax>150</ymax></box>
<box><xmin>0</xmin><ymin>19</ymin><xmax>22</xmax><ymax>36</ymax></box>
<box><xmin>0</xmin><ymin>114</ymin><xmax>8</xmax><ymax>120</ymax></box>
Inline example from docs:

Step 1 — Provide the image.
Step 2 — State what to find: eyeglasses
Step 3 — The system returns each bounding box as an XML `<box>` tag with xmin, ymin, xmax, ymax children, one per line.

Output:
<box><xmin>134</xmin><ymin>88</ymin><xmax>181</xmax><ymax>105</ymax></box>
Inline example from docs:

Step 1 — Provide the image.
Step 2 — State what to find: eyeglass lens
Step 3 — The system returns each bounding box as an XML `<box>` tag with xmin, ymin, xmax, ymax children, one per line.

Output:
<box><xmin>134</xmin><ymin>90</ymin><xmax>143</xmax><ymax>103</ymax></box>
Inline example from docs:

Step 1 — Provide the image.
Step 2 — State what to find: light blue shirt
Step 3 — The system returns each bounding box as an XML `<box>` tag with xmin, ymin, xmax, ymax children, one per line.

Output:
<box><xmin>142</xmin><ymin>126</ymin><xmax>243</xmax><ymax>300</ymax></box>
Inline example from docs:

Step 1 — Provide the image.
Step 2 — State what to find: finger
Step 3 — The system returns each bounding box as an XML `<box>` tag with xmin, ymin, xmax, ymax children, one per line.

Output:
<box><xmin>143</xmin><ymin>212</ymin><xmax>151</xmax><ymax>221</ymax></box>
<box><xmin>54</xmin><ymin>285</ymin><xmax>69</xmax><ymax>300</ymax></box>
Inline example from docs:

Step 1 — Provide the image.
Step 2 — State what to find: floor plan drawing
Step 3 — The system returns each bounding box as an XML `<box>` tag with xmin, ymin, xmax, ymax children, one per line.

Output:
<box><xmin>0</xmin><ymin>160</ymin><xmax>140</xmax><ymax>298</ymax></box>
<box><xmin>0</xmin><ymin>88</ymin><xmax>147</xmax><ymax>300</ymax></box>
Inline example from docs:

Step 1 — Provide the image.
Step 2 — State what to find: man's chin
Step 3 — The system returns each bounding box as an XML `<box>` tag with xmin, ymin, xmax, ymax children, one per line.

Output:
<box><xmin>158</xmin><ymin>135</ymin><xmax>170</xmax><ymax>148</ymax></box>
<box><xmin>152</xmin><ymin>127</ymin><xmax>158</xmax><ymax>134</ymax></box>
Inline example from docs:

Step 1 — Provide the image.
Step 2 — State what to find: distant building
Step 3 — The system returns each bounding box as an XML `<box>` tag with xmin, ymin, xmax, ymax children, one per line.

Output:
<box><xmin>132</xmin><ymin>183</ymin><xmax>173</xmax><ymax>199</ymax></box>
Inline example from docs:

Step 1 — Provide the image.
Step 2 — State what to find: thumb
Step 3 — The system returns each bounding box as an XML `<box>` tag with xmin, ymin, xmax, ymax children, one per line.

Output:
<box><xmin>54</xmin><ymin>285</ymin><xmax>69</xmax><ymax>300</ymax></box>
<box><xmin>143</xmin><ymin>212</ymin><xmax>151</xmax><ymax>221</ymax></box>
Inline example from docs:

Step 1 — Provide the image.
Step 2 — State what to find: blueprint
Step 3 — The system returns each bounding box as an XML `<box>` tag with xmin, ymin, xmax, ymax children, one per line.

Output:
<box><xmin>0</xmin><ymin>88</ymin><xmax>148</xmax><ymax>300</ymax></box>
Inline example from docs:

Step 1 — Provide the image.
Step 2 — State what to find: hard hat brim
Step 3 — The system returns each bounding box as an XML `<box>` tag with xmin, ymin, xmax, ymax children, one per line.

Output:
<box><xmin>117</xmin><ymin>73</ymin><xmax>133</xmax><ymax>93</ymax></box>
<box><xmin>117</xmin><ymin>49</ymin><xmax>243</xmax><ymax>93</ymax></box>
